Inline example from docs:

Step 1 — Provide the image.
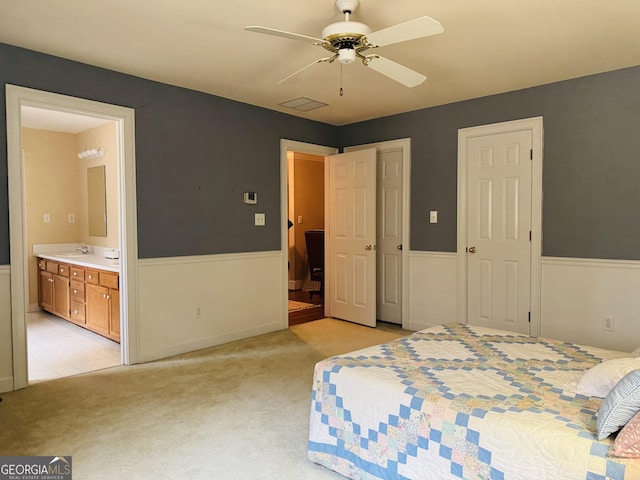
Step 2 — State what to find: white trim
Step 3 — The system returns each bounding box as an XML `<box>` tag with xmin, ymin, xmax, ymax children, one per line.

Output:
<box><xmin>457</xmin><ymin>117</ymin><xmax>543</xmax><ymax>336</ymax></box>
<box><xmin>280</xmin><ymin>140</ymin><xmax>338</xmax><ymax>322</ymax></box>
<box><xmin>5</xmin><ymin>85</ymin><xmax>139</xmax><ymax>390</ymax></box>
<box><xmin>138</xmin><ymin>250</ymin><xmax>281</xmax><ymax>267</ymax></box>
<box><xmin>0</xmin><ymin>266</ymin><xmax>12</xmax><ymax>392</ymax></box>
<box><xmin>410</xmin><ymin>250</ymin><xmax>457</xmax><ymax>260</ymax></box>
<box><xmin>345</xmin><ymin>138</ymin><xmax>412</xmax><ymax>328</ymax></box>
<box><xmin>542</xmin><ymin>256</ymin><xmax>640</xmax><ymax>269</ymax></box>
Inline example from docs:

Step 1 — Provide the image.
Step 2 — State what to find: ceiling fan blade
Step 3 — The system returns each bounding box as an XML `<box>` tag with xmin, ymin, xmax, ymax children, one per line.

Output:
<box><xmin>365</xmin><ymin>16</ymin><xmax>443</xmax><ymax>47</ymax></box>
<box><xmin>244</xmin><ymin>26</ymin><xmax>324</xmax><ymax>45</ymax></box>
<box><xmin>365</xmin><ymin>56</ymin><xmax>426</xmax><ymax>88</ymax></box>
<box><xmin>278</xmin><ymin>56</ymin><xmax>336</xmax><ymax>84</ymax></box>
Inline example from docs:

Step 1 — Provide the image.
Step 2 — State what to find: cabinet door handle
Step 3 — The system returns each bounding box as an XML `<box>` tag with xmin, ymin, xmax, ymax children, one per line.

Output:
<box><xmin>73</xmin><ymin>272</ymin><xmax>77</xmax><ymax>276</ymax></box>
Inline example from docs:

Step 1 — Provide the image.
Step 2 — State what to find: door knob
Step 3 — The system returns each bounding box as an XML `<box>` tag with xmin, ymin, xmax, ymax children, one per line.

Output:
<box><xmin>468</xmin><ymin>246</ymin><xmax>477</xmax><ymax>253</ymax></box>
<box><xmin>365</xmin><ymin>245</ymin><xmax>373</xmax><ymax>251</ymax></box>
<box><xmin>397</xmin><ymin>245</ymin><xmax>403</xmax><ymax>250</ymax></box>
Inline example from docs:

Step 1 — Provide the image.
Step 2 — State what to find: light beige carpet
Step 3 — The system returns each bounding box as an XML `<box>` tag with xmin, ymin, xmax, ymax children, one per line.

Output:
<box><xmin>0</xmin><ymin>318</ymin><xmax>410</xmax><ymax>479</ymax></box>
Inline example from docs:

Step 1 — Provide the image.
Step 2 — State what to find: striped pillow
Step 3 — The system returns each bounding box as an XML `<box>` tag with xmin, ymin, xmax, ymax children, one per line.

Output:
<box><xmin>596</xmin><ymin>369</ymin><xmax>640</xmax><ymax>440</ymax></box>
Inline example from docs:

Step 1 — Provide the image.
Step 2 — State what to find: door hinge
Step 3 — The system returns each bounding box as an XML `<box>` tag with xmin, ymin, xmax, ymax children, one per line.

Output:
<box><xmin>530</xmin><ymin>149</ymin><xmax>533</xmax><ymax>160</ymax></box>
<box><xmin>529</xmin><ymin>230</ymin><xmax>532</xmax><ymax>241</ymax></box>
<box><xmin>528</xmin><ymin>312</ymin><xmax>531</xmax><ymax>323</ymax></box>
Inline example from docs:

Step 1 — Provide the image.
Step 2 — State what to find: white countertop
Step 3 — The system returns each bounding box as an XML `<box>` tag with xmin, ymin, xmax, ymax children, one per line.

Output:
<box><xmin>34</xmin><ymin>243</ymin><xmax>120</xmax><ymax>273</ymax></box>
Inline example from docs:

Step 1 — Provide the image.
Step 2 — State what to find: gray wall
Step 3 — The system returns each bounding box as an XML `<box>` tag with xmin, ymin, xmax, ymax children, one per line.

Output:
<box><xmin>2</xmin><ymin>43</ymin><xmax>640</xmax><ymax>263</ymax></box>
<box><xmin>0</xmin><ymin>43</ymin><xmax>338</xmax><ymax>262</ymax></box>
<box><xmin>339</xmin><ymin>66</ymin><xmax>640</xmax><ymax>260</ymax></box>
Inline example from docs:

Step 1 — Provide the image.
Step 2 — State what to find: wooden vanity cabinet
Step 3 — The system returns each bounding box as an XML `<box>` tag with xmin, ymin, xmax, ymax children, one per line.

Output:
<box><xmin>85</xmin><ymin>269</ymin><xmax>120</xmax><ymax>342</ymax></box>
<box><xmin>69</xmin><ymin>266</ymin><xmax>86</xmax><ymax>325</ymax></box>
<box><xmin>38</xmin><ymin>262</ymin><xmax>54</xmax><ymax>312</ymax></box>
<box><xmin>38</xmin><ymin>259</ymin><xmax>70</xmax><ymax>319</ymax></box>
<box><xmin>38</xmin><ymin>257</ymin><xmax>119</xmax><ymax>342</ymax></box>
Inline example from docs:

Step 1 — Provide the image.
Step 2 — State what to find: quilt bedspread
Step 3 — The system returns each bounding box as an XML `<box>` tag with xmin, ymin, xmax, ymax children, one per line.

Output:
<box><xmin>308</xmin><ymin>323</ymin><xmax>640</xmax><ymax>480</ymax></box>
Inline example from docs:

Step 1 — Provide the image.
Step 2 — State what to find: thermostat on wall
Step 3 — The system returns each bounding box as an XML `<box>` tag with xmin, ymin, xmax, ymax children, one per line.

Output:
<box><xmin>244</xmin><ymin>192</ymin><xmax>257</xmax><ymax>204</ymax></box>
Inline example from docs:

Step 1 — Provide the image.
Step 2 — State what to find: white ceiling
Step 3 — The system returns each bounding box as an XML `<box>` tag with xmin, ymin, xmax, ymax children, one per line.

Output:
<box><xmin>21</xmin><ymin>106</ymin><xmax>112</xmax><ymax>133</ymax></box>
<box><xmin>2</xmin><ymin>0</ymin><xmax>640</xmax><ymax>126</ymax></box>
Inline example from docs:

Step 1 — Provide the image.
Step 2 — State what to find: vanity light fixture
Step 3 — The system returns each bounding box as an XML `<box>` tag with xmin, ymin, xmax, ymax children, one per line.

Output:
<box><xmin>77</xmin><ymin>147</ymin><xmax>104</xmax><ymax>159</ymax></box>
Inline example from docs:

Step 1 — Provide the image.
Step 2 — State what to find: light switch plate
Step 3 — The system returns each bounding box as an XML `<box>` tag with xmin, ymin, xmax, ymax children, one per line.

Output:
<box><xmin>255</xmin><ymin>213</ymin><xmax>265</xmax><ymax>226</ymax></box>
<box><xmin>429</xmin><ymin>211</ymin><xmax>438</xmax><ymax>223</ymax></box>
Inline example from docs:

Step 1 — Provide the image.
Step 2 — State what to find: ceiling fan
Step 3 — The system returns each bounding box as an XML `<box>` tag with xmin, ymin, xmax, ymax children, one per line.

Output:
<box><xmin>245</xmin><ymin>0</ymin><xmax>443</xmax><ymax>88</ymax></box>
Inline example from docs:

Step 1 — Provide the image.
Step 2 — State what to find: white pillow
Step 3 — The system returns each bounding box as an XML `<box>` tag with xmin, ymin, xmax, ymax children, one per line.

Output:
<box><xmin>576</xmin><ymin>357</ymin><xmax>640</xmax><ymax>398</ymax></box>
<box><xmin>632</xmin><ymin>346</ymin><xmax>640</xmax><ymax>358</ymax></box>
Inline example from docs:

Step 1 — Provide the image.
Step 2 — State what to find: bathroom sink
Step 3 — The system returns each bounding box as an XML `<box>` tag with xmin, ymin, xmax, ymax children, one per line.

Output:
<box><xmin>54</xmin><ymin>252</ymin><xmax>86</xmax><ymax>258</ymax></box>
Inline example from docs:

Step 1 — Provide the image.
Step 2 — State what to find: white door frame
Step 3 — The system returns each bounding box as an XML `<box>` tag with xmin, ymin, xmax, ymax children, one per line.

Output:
<box><xmin>6</xmin><ymin>85</ymin><xmax>140</xmax><ymax>389</ymax></box>
<box><xmin>345</xmin><ymin>138</ymin><xmax>411</xmax><ymax>328</ymax></box>
<box><xmin>280</xmin><ymin>139</ymin><xmax>337</xmax><ymax>325</ymax></box>
<box><xmin>457</xmin><ymin>117</ymin><xmax>543</xmax><ymax>336</ymax></box>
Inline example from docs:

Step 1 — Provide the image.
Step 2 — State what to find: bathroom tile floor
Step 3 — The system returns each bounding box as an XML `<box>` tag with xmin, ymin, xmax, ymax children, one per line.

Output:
<box><xmin>27</xmin><ymin>311</ymin><xmax>121</xmax><ymax>383</ymax></box>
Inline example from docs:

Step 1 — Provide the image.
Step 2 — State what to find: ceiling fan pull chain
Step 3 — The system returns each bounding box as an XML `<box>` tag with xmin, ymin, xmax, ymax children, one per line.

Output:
<box><xmin>340</xmin><ymin>64</ymin><xmax>344</xmax><ymax>96</ymax></box>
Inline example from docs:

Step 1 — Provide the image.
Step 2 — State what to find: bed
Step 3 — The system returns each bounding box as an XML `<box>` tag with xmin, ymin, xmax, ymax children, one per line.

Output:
<box><xmin>308</xmin><ymin>323</ymin><xmax>640</xmax><ymax>479</ymax></box>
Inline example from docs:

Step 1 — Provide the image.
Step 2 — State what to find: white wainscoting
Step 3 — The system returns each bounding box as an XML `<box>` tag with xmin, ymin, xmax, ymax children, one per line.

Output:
<box><xmin>137</xmin><ymin>251</ymin><xmax>286</xmax><ymax>363</ymax></box>
<box><xmin>407</xmin><ymin>251</ymin><xmax>458</xmax><ymax>332</ymax></box>
<box><xmin>406</xmin><ymin>253</ymin><xmax>640</xmax><ymax>353</ymax></box>
<box><xmin>0</xmin><ymin>266</ymin><xmax>14</xmax><ymax>392</ymax></box>
<box><xmin>541</xmin><ymin>257</ymin><xmax>640</xmax><ymax>352</ymax></box>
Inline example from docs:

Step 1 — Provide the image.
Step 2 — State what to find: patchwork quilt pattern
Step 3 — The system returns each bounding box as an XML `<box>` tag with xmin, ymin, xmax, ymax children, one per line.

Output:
<box><xmin>308</xmin><ymin>323</ymin><xmax>640</xmax><ymax>480</ymax></box>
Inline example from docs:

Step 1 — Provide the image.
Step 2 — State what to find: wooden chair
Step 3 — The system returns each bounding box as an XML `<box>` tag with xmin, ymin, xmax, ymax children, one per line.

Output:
<box><xmin>304</xmin><ymin>229</ymin><xmax>324</xmax><ymax>298</ymax></box>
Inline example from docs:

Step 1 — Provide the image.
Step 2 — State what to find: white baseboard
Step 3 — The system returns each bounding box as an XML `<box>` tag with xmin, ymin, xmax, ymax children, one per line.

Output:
<box><xmin>0</xmin><ymin>376</ymin><xmax>13</xmax><ymax>393</ymax></box>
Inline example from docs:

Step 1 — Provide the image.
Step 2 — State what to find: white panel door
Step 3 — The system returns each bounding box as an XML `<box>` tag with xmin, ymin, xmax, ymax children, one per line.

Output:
<box><xmin>377</xmin><ymin>148</ymin><xmax>403</xmax><ymax>324</ymax></box>
<box><xmin>467</xmin><ymin>130</ymin><xmax>532</xmax><ymax>334</ymax></box>
<box><xmin>328</xmin><ymin>149</ymin><xmax>377</xmax><ymax>327</ymax></box>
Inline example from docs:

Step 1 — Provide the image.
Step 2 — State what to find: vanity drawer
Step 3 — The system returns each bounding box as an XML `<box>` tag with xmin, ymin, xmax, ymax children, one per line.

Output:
<box><xmin>58</xmin><ymin>263</ymin><xmax>70</xmax><ymax>277</ymax></box>
<box><xmin>100</xmin><ymin>272</ymin><xmax>119</xmax><ymax>289</ymax></box>
<box><xmin>70</xmin><ymin>301</ymin><xmax>85</xmax><ymax>324</ymax></box>
<box><xmin>70</xmin><ymin>280</ymin><xmax>85</xmax><ymax>301</ymax></box>
<box><xmin>46</xmin><ymin>261</ymin><xmax>59</xmax><ymax>274</ymax></box>
<box><xmin>70</xmin><ymin>266</ymin><xmax>85</xmax><ymax>281</ymax></box>
<box><xmin>86</xmin><ymin>269</ymin><xmax>99</xmax><ymax>285</ymax></box>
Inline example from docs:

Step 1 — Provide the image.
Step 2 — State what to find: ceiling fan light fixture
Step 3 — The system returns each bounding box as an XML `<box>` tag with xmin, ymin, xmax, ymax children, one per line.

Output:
<box><xmin>338</xmin><ymin>48</ymin><xmax>356</xmax><ymax>64</ymax></box>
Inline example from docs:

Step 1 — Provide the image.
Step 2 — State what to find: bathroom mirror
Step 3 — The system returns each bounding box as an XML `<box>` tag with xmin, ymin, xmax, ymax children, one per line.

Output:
<box><xmin>87</xmin><ymin>165</ymin><xmax>107</xmax><ymax>237</ymax></box>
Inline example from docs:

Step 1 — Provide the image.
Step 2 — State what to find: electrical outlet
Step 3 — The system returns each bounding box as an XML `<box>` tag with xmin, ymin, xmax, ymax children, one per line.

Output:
<box><xmin>68</xmin><ymin>213</ymin><xmax>75</xmax><ymax>223</ymax></box>
<box><xmin>603</xmin><ymin>316</ymin><xmax>614</xmax><ymax>332</ymax></box>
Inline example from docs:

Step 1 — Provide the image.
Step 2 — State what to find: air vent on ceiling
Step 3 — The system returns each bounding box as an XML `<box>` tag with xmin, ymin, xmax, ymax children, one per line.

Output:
<box><xmin>279</xmin><ymin>97</ymin><xmax>328</xmax><ymax>112</ymax></box>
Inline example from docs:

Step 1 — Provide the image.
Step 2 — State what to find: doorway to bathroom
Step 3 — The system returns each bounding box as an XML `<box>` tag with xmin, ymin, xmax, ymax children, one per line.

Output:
<box><xmin>21</xmin><ymin>110</ymin><xmax>121</xmax><ymax>382</ymax></box>
<box><xmin>6</xmin><ymin>85</ymin><xmax>139</xmax><ymax>390</ymax></box>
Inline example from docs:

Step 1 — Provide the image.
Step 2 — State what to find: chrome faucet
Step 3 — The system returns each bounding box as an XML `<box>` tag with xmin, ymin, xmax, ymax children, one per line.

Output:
<box><xmin>77</xmin><ymin>243</ymin><xmax>90</xmax><ymax>254</ymax></box>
